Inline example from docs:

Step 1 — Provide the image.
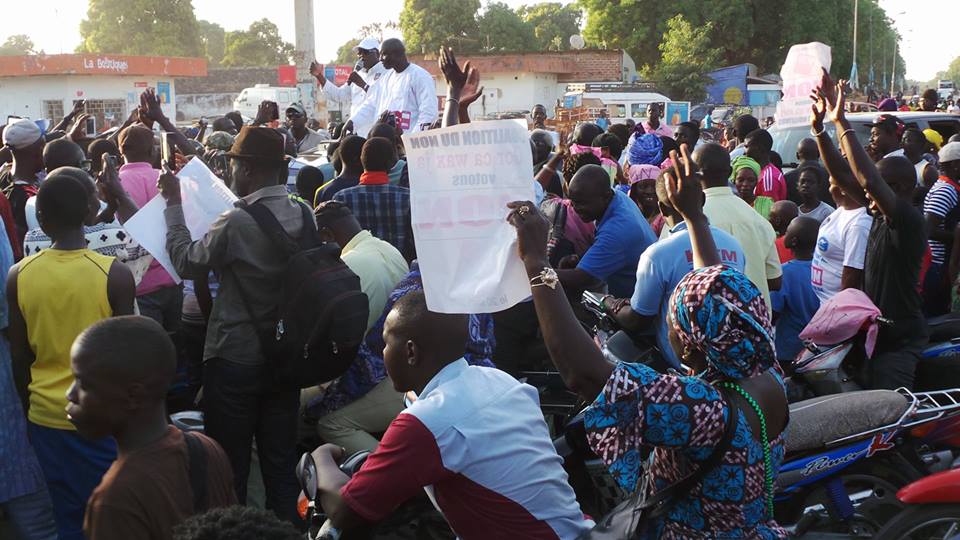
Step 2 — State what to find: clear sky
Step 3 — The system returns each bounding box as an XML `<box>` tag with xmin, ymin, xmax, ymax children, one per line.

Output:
<box><xmin>4</xmin><ymin>0</ymin><xmax>958</xmax><ymax>82</ymax></box>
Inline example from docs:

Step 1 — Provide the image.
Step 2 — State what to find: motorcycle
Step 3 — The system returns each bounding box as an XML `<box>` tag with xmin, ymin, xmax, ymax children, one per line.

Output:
<box><xmin>873</xmin><ymin>466</ymin><xmax>960</xmax><ymax>539</ymax></box>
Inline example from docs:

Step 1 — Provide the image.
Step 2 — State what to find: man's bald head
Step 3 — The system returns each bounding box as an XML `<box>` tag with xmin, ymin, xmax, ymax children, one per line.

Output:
<box><xmin>797</xmin><ymin>138</ymin><xmax>820</xmax><ymax>162</ymax></box>
<box><xmin>784</xmin><ymin>216</ymin><xmax>820</xmax><ymax>255</ymax></box>
<box><xmin>568</xmin><ymin>164</ymin><xmax>614</xmax><ymax>222</ymax></box>
<box><xmin>382</xmin><ymin>290</ymin><xmax>468</xmax><ymax>392</ymax></box>
<box><xmin>768</xmin><ymin>200</ymin><xmax>798</xmax><ymax>236</ymax></box>
<box><xmin>43</xmin><ymin>138</ymin><xmax>85</xmax><ymax>172</ymax></box>
<box><xmin>692</xmin><ymin>143</ymin><xmax>733</xmax><ymax>186</ymax></box>
<box><xmin>380</xmin><ymin>38</ymin><xmax>407</xmax><ymax>70</ymax></box>
<box><xmin>67</xmin><ymin>316</ymin><xmax>176</xmax><ymax>439</ymax></box>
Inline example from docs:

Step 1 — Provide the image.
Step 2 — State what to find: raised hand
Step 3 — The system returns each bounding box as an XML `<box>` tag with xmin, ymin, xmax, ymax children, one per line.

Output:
<box><xmin>70</xmin><ymin>99</ymin><xmax>86</xmax><ymax>117</ymax></box>
<box><xmin>254</xmin><ymin>100</ymin><xmax>278</xmax><ymax>126</ymax></box>
<box><xmin>439</xmin><ymin>47</ymin><xmax>469</xmax><ymax>98</ymax></box>
<box><xmin>347</xmin><ymin>71</ymin><xmax>366</xmax><ymax>89</ymax></box>
<box><xmin>157</xmin><ymin>171</ymin><xmax>182</xmax><ymax>206</ymax></box>
<box><xmin>664</xmin><ymin>143</ymin><xmax>703</xmax><ymax>220</ymax></box>
<box><xmin>460</xmin><ymin>61</ymin><xmax>483</xmax><ymax>109</ymax></box>
<box><xmin>309</xmin><ymin>60</ymin><xmax>327</xmax><ymax>85</ymax></box>
<box><xmin>506</xmin><ymin>201</ymin><xmax>551</xmax><ymax>271</ymax></box>
<box><xmin>67</xmin><ymin>113</ymin><xmax>91</xmax><ymax>141</ymax></box>
<box><xmin>808</xmin><ymin>89</ymin><xmax>827</xmax><ymax>132</ymax></box>
<box><xmin>828</xmin><ymin>79</ymin><xmax>850</xmax><ymax>124</ymax></box>
<box><xmin>142</xmin><ymin>88</ymin><xmax>166</xmax><ymax>122</ymax></box>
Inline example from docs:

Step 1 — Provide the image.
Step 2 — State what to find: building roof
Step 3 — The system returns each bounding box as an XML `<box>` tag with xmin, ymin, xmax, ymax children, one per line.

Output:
<box><xmin>0</xmin><ymin>54</ymin><xmax>207</xmax><ymax>78</ymax></box>
<box><xmin>409</xmin><ymin>49</ymin><xmax>627</xmax><ymax>83</ymax></box>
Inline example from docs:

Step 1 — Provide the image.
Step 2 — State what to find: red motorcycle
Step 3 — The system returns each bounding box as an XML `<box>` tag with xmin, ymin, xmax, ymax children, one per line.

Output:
<box><xmin>875</xmin><ymin>467</ymin><xmax>960</xmax><ymax>539</ymax></box>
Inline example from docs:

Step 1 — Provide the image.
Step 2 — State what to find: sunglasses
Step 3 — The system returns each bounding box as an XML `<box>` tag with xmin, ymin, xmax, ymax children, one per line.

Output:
<box><xmin>286</xmin><ymin>111</ymin><xmax>304</xmax><ymax>119</ymax></box>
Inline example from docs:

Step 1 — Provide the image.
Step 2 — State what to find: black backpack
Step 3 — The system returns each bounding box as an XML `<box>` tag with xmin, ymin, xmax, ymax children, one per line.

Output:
<box><xmin>238</xmin><ymin>202</ymin><xmax>369</xmax><ymax>389</ymax></box>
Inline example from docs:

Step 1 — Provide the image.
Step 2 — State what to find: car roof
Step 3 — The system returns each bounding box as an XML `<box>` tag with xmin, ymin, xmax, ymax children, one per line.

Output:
<box><xmin>846</xmin><ymin>111</ymin><xmax>960</xmax><ymax>122</ymax></box>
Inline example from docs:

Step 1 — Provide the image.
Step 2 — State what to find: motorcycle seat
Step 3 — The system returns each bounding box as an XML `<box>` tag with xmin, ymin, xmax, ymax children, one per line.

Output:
<box><xmin>784</xmin><ymin>390</ymin><xmax>910</xmax><ymax>454</ymax></box>
<box><xmin>926</xmin><ymin>313</ymin><xmax>960</xmax><ymax>343</ymax></box>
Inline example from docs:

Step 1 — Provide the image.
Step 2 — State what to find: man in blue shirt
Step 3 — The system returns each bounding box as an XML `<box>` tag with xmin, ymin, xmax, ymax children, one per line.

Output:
<box><xmin>604</xmin><ymin>169</ymin><xmax>747</xmax><ymax>368</ymax></box>
<box><xmin>771</xmin><ymin>217</ymin><xmax>821</xmax><ymax>363</ymax></box>
<box><xmin>560</xmin><ymin>165</ymin><xmax>656</xmax><ymax>298</ymax></box>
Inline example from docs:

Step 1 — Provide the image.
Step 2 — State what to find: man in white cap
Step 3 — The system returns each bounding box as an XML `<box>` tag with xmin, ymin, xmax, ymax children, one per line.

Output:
<box><xmin>923</xmin><ymin>140</ymin><xmax>960</xmax><ymax>314</ymax></box>
<box><xmin>1</xmin><ymin>118</ymin><xmax>46</xmax><ymax>251</ymax></box>
<box><xmin>310</xmin><ymin>37</ymin><xmax>387</xmax><ymax>139</ymax></box>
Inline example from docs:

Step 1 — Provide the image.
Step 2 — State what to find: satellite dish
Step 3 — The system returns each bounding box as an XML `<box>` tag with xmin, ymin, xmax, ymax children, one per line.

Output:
<box><xmin>569</xmin><ymin>34</ymin><xmax>585</xmax><ymax>50</ymax></box>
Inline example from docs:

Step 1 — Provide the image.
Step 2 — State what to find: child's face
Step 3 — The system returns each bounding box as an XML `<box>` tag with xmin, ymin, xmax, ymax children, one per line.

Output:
<box><xmin>797</xmin><ymin>170</ymin><xmax>821</xmax><ymax>201</ymax></box>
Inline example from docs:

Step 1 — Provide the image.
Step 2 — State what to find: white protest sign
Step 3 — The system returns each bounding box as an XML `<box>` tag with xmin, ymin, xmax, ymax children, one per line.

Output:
<box><xmin>123</xmin><ymin>158</ymin><xmax>238</xmax><ymax>283</ymax></box>
<box><xmin>775</xmin><ymin>42</ymin><xmax>832</xmax><ymax>128</ymax></box>
<box><xmin>403</xmin><ymin>120</ymin><xmax>534</xmax><ymax>314</ymax></box>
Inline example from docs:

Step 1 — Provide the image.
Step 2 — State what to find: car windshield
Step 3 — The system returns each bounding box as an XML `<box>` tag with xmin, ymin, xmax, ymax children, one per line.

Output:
<box><xmin>769</xmin><ymin>122</ymin><xmax>872</xmax><ymax>169</ymax></box>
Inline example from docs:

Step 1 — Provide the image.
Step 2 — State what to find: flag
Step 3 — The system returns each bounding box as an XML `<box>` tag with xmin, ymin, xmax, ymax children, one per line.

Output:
<box><xmin>849</xmin><ymin>62</ymin><xmax>859</xmax><ymax>91</ymax></box>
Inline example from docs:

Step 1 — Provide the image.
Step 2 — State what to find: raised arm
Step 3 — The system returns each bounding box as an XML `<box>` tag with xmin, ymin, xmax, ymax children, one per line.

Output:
<box><xmin>506</xmin><ymin>201</ymin><xmax>612</xmax><ymax>399</ymax></box>
<box><xmin>809</xmin><ymin>90</ymin><xmax>869</xmax><ymax>208</ymax></box>
<box><xmin>665</xmin><ymin>144</ymin><xmax>720</xmax><ymax>268</ymax></box>
<box><xmin>819</xmin><ymin>72</ymin><xmax>899</xmax><ymax>219</ymax></box>
<box><xmin>438</xmin><ymin>47</ymin><xmax>466</xmax><ymax>129</ymax></box>
<box><xmin>143</xmin><ymin>89</ymin><xmax>200</xmax><ymax>156</ymax></box>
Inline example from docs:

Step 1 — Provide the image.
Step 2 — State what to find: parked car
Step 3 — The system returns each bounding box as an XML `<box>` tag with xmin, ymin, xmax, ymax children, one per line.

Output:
<box><xmin>770</xmin><ymin>111</ymin><xmax>960</xmax><ymax>169</ymax></box>
<box><xmin>233</xmin><ymin>85</ymin><xmax>302</xmax><ymax>120</ymax></box>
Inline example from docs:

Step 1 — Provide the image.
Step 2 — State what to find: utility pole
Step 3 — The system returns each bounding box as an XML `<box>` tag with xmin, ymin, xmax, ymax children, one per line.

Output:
<box><xmin>851</xmin><ymin>0</ymin><xmax>859</xmax><ymax>88</ymax></box>
<box><xmin>891</xmin><ymin>40</ymin><xmax>897</xmax><ymax>95</ymax></box>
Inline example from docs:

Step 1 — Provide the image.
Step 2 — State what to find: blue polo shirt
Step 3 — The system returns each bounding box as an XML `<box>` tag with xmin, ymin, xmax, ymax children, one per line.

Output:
<box><xmin>577</xmin><ymin>190</ymin><xmax>656</xmax><ymax>298</ymax></box>
<box><xmin>630</xmin><ymin>221</ymin><xmax>747</xmax><ymax>368</ymax></box>
<box><xmin>771</xmin><ymin>259</ymin><xmax>821</xmax><ymax>362</ymax></box>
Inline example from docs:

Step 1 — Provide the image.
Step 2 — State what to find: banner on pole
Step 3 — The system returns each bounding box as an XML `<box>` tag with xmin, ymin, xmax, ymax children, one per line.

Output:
<box><xmin>775</xmin><ymin>42</ymin><xmax>832</xmax><ymax>128</ymax></box>
<box><xmin>403</xmin><ymin>120</ymin><xmax>535</xmax><ymax>314</ymax></box>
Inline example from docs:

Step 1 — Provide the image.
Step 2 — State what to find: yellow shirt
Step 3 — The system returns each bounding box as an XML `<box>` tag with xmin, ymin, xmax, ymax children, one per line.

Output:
<box><xmin>702</xmin><ymin>186</ymin><xmax>782</xmax><ymax>309</ymax></box>
<box><xmin>18</xmin><ymin>249</ymin><xmax>113</xmax><ymax>430</ymax></box>
<box><xmin>341</xmin><ymin>230</ymin><xmax>409</xmax><ymax>331</ymax></box>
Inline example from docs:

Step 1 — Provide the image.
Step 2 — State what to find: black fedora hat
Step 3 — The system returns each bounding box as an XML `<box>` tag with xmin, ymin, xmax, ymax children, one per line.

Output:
<box><xmin>224</xmin><ymin>126</ymin><xmax>289</xmax><ymax>163</ymax></box>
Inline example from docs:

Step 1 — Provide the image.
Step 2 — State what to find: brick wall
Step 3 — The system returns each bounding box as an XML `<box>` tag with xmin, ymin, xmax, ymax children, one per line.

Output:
<box><xmin>558</xmin><ymin>50</ymin><xmax>624</xmax><ymax>83</ymax></box>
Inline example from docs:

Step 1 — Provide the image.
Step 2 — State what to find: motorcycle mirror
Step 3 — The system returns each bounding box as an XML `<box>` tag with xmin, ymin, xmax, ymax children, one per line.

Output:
<box><xmin>296</xmin><ymin>452</ymin><xmax>319</xmax><ymax>501</ymax></box>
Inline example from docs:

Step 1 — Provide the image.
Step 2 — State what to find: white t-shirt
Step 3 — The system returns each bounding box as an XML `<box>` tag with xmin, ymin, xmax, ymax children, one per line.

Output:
<box><xmin>799</xmin><ymin>201</ymin><xmax>835</xmax><ymax>223</ymax></box>
<box><xmin>811</xmin><ymin>206</ymin><xmax>873</xmax><ymax>302</ymax></box>
<box><xmin>350</xmin><ymin>63</ymin><xmax>438</xmax><ymax>134</ymax></box>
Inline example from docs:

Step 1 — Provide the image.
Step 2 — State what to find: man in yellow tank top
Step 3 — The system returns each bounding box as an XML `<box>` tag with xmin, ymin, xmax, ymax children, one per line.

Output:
<box><xmin>8</xmin><ymin>166</ymin><xmax>135</xmax><ymax>540</ymax></box>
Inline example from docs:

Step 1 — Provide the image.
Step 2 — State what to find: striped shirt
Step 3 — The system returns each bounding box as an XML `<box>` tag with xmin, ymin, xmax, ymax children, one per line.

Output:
<box><xmin>923</xmin><ymin>179</ymin><xmax>960</xmax><ymax>264</ymax></box>
<box><xmin>755</xmin><ymin>163</ymin><xmax>787</xmax><ymax>202</ymax></box>
<box><xmin>334</xmin><ymin>184</ymin><xmax>413</xmax><ymax>260</ymax></box>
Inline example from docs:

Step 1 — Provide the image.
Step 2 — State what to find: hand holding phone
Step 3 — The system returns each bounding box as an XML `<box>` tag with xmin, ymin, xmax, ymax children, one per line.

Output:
<box><xmin>160</xmin><ymin>132</ymin><xmax>176</xmax><ymax>173</ymax></box>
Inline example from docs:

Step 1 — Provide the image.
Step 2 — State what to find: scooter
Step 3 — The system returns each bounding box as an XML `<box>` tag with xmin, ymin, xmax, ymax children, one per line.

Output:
<box><xmin>873</xmin><ymin>466</ymin><xmax>960</xmax><ymax>539</ymax></box>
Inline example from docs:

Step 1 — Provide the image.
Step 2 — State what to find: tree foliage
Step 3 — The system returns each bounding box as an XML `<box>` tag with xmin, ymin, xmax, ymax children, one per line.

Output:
<box><xmin>517</xmin><ymin>2</ymin><xmax>582</xmax><ymax>51</ymax></box>
<box><xmin>645</xmin><ymin>15</ymin><xmax>721</xmax><ymax>102</ymax></box>
<box><xmin>399</xmin><ymin>0</ymin><xmax>481</xmax><ymax>54</ymax></box>
<box><xmin>77</xmin><ymin>0</ymin><xmax>202</xmax><ymax>57</ymax></box>
<box><xmin>221</xmin><ymin>19</ymin><xmax>295</xmax><ymax>67</ymax></box>
<box><xmin>197</xmin><ymin>20</ymin><xmax>225</xmax><ymax>67</ymax></box>
<box><xmin>0</xmin><ymin>35</ymin><xmax>36</xmax><ymax>56</ymax></box>
<box><xmin>580</xmin><ymin>0</ymin><xmax>905</xmax><ymax>90</ymax></box>
<box><xmin>477</xmin><ymin>2</ymin><xmax>538</xmax><ymax>52</ymax></box>
<box><xmin>334</xmin><ymin>39</ymin><xmax>362</xmax><ymax>64</ymax></box>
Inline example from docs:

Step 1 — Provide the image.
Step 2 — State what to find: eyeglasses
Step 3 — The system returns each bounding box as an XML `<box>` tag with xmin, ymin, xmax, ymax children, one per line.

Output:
<box><xmin>286</xmin><ymin>111</ymin><xmax>304</xmax><ymax>119</ymax></box>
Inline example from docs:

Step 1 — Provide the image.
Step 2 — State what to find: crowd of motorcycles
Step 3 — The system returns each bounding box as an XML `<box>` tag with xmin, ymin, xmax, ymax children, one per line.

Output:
<box><xmin>284</xmin><ymin>292</ymin><xmax>960</xmax><ymax>539</ymax></box>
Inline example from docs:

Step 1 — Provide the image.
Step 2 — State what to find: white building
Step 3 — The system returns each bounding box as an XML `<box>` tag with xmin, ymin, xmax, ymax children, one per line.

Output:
<box><xmin>0</xmin><ymin>54</ymin><xmax>207</xmax><ymax>132</ymax></box>
<box><xmin>408</xmin><ymin>49</ymin><xmax>637</xmax><ymax>119</ymax></box>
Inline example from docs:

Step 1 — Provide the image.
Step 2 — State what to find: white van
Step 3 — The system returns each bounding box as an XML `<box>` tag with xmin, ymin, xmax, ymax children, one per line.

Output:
<box><xmin>233</xmin><ymin>85</ymin><xmax>302</xmax><ymax>119</ymax></box>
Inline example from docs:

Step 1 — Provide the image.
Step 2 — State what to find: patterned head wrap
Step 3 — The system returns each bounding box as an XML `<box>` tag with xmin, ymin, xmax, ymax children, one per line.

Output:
<box><xmin>627</xmin><ymin>164</ymin><xmax>660</xmax><ymax>185</ymax></box>
<box><xmin>628</xmin><ymin>133</ymin><xmax>663</xmax><ymax>167</ymax></box>
<box><xmin>669</xmin><ymin>265</ymin><xmax>776</xmax><ymax>380</ymax></box>
<box><xmin>205</xmin><ymin>131</ymin><xmax>236</xmax><ymax>151</ymax></box>
<box><xmin>730</xmin><ymin>155</ymin><xmax>762</xmax><ymax>182</ymax></box>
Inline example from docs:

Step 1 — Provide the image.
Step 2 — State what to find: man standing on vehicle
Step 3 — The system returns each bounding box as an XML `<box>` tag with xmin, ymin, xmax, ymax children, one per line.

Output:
<box><xmin>347</xmin><ymin>39</ymin><xmax>438</xmax><ymax>135</ymax></box>
<box><xmin>311</xmin><ymin>38</ymin><xmax>387</xmax><ymax>140</ymax></box>
<box><xmin>643</xmin><ymin>102</ymin><xmax>673</xmax><ymax>137</ymax></box>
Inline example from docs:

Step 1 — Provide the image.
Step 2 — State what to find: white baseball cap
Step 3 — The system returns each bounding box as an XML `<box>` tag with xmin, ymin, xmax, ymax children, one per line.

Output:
<box><xmin>354</xmin><ymin>37</ymin><xmax>381</xmax><ymax>52</ymax></box>
<box><xmin>2</xmin><ymin>118</ymin><xmax>42</xmax><ymax>150</ymax></box>
<box><xmin>940</xmin><ymin>141</ymin><xmax>960</xmax><ymax>164</ymax></box>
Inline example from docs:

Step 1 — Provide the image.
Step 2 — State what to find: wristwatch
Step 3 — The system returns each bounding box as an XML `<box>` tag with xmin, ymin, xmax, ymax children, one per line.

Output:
<box><xmin>530</xmin><ymin>267</ymin><xmax>559</xmax><ymax>290</ymax></box>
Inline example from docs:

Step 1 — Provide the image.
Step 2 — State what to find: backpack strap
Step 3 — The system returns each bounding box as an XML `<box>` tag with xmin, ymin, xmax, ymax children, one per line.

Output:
<box><xmin>183</xmin><ymin>431</ymin><xmax>210</xmax><ymax>513</ymax></box>
<box><xmin>241</xmin><ymin>202</ymin><xmax>300</xmax><ymax>257</ymax></box>
<box><xmin>641</xmin><ymin>386</ymin><xmax>741</xmax><ymax>519</ymax></box>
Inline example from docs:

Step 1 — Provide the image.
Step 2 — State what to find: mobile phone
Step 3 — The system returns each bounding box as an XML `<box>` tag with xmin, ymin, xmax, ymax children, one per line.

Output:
<box><xmin>103</xmin><ymin>154</ymin><xmax>118</xmax><ymax>175</ymax></box>
<box><xmin>160</xmin><ymin>132</ymin><xmax>176</xmax><ymax>172</ymax></box>
<box><xmin>85</xmin><ymin>117</ymin><xmax>97</xmax><ymax>137</ymax></box>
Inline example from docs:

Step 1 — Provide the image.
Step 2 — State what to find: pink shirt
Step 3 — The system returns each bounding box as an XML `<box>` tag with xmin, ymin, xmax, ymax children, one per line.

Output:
<box><xmin>643</xmin><ymin>121</ymin><xmax>674</xmax><ymax>137</ymax></box>
<box><xmin>119</xmin><ymin>162</ymin><xmax>175</xmax><ymax>295</ymax></box>
<box><xmin>755</xmin><ymin>163</ymin><xmax>787</xmax><ymax>202</ymax></box>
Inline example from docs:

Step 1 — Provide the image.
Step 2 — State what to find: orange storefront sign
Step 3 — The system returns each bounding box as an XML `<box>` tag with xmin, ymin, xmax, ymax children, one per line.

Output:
<box><xmin>0</xmin><ymin>54</ymin><xmax>207</xmax><ymax>78</ymax></box>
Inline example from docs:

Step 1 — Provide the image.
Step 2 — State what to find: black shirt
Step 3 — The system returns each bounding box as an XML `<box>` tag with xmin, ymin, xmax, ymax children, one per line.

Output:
<box><xmin>316</xmin><ymin>172</ymin><xmax>361</xmax><ymax>204</ymax></box>
<box><xmin>864</xmin><ymin>197</ymin><xmax>927</xmax><ymax>343</ymax></box>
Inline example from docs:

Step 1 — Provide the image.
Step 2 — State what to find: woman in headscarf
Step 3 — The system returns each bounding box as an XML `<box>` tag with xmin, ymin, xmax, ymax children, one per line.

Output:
<box><xmin>732</xmin><ymin>155</ymin><xmax>774</xmax><ymax>219</ymax></box>
<box><xmin>627</xmin><ymin>164</ymin><xmax>665</xmax><ymax>236</ymax></box>
<box><xmin>506</xmin><ymin>147</ymin><xmax>788</xmax><ymax>539</ymax></box>
<box><xmin>627</xmin><ymin>132</ymin><xmax>664</xmax><ymax>169</ymax></box>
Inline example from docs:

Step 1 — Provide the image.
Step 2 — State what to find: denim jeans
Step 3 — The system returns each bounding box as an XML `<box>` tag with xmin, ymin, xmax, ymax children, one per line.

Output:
<box><xmin>2</xmin><ymin>487</ymin><xmax>57</xmax><ymax>540</ymax></box>
<box><xmin>202</xmin><ymin>358</ymin><xmax>300</xmax><ymax>525</ymax></box>
<box><xmin>136</xmin><ymin>284</ymin><xmax>183</xmax><ymax>334</ymax></box>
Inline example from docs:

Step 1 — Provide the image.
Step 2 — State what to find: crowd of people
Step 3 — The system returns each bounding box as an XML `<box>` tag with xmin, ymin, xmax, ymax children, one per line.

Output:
<box><xmin>1</xmin><ymin>31</ymin><xmax>960</xmax><ymax>540</ymax></box>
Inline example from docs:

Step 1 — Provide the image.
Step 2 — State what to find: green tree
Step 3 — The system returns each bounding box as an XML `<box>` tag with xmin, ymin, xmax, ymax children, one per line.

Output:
<box><xmin>399</xmin><ymin>0</ymin><xmax>481</xmax><ymax>54</ymax></box>
<box><xmin>334</xmin><ymin>38</ymin><xmax>362</xmax><ymax>64</ymax></box>
<box><xmin>517</xmin><ymin>2</ymin><xmax>582</xmax><ymax>51</ymax></box>
<box><xmin>221</xmin><ymin>19</ymin><xmax>295</xmax><ymax>67</ymax></box>
<box><xmin>477</xmin><ymin>2</ymin><xmax>537</xmax><ymax>52</ymax></box>
<box><xmin>0</xmin><ymin>35</ymin><xmax>36</xmax><ymax>55</ymax></box>
<box><xmin>645</xmin><ymin>15</ymin><xmax>721</xmax><ymax>102</ymax></box>
<box><xmin>197</xmin><ymin>20</ymin><xmax>225</xmax><ymax>67</ymax></box>
<box><xmin>77</xmin><ymin>0</ymin><xmax>202</xmax><ymax>57</ymax></box>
